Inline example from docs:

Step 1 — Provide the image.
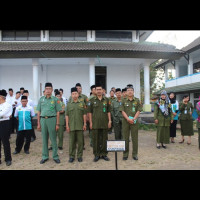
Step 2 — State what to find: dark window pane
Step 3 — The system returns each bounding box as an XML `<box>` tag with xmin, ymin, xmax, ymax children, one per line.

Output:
<box><xmin>2</xmin><ymin>31</ymin><xmax>15</xmax><ymax>41</ymax></box>
<box><xmin>62</xmin><ymin>31</ymin><xmax>74</xmax><ymax>41</ymax></box>
<box><xmin>28</xmin><ymin>31</ymin><xmax>40</xmax><ymax>41</ymax></box>
<box><xmin>193</xmin><ymin>61</ymin><xmax>200</xmax><ymax>74</ymax></box>
<box><xmin>96</xmin><ymin>31</ymin><xmax>132</xmax><ymax>42</ymax></box>
<box><xmin>16</xmin><ymin>31</ymin><xmax>28</xmax><ymax>41</ymax></box>
<box><xmin>49</xmin><ymin>31</ymin><xmax>62</xmax><ymax>41</ymax></box>
<box><xmin>75</xmin><ymin>31</ymin><xmax>87</xmax><ymax>41</ymax></box>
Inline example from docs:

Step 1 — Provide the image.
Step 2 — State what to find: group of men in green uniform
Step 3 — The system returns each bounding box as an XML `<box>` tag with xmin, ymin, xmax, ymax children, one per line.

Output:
<box><xmin>37</xmin><ymin>82</ymin><xmax>143</xmax><ymax>164</ymax></box>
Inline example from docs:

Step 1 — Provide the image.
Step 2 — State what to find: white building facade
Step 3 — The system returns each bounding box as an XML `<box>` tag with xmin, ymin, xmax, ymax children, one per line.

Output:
<box><xmin>155</xmin><ymin>36</ymin><xmax>200</xmax><ymax>106</ymax></box>
<box><xmin>0</xmin><ymin>30</ymin><xmax>184</xmax><ymax>111</ymax></box>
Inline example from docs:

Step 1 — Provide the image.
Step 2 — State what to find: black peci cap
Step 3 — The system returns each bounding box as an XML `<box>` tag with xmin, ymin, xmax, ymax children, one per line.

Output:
<box><xmin>45</xmin><ymin>82</ymin><xmax>53</xmax><ymax>88</ymax></box>
<box><xmin>21</xmin><ymin>95</ymin><xmax>27</xmax><ymax>100</ymax></box>
<box><xmin>71</xmin><ymin>87</ymin><xmax>78</xmax><ymax>93</ymax></box>
<box><xmin>0</xmin><ymin>89</ymin><xmax>7</xmax><ymax>97</ymax></box>
<box><xmin>115</xmin><ymin>88</ymin><xmax>121</xmax><ymax>92</ymax></box>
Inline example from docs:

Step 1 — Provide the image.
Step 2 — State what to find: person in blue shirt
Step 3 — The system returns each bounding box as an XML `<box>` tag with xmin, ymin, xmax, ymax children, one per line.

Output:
<box><xmin>13</xmin><ymin>95</ymin><xmax>35</xmax><ymax>154</ymax></box>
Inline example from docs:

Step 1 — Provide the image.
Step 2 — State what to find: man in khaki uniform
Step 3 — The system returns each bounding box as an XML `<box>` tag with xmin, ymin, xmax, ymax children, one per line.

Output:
<box><xmin>120</xmin><ymin>84</ymin><xmax>142</xmax><ymax>161</ymax></box>
<box><xmin>37</xmin><ymin>82</ymin><xmax>62</xmax><ymax>164</ymax></box>
<box><xmin>111</xmin><ymin>88</ymin><xmax>123</xmax><ymax>140</ymax></box>
<box><xmin>66</xmin><ymin>87</ymin><xmax>87</xmax><ymax>163</ymax></box>
<box><xmin>88</xmin><ymin>85</ymin><xmax>112</xmax><ymax>162</ymax></box>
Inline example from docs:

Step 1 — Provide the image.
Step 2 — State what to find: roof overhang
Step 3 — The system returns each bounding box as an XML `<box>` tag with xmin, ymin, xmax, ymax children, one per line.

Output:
<box><xmin>0</xmin><ymin>41</ymin><xmax>185</xmax><ymax>60</ymax></box>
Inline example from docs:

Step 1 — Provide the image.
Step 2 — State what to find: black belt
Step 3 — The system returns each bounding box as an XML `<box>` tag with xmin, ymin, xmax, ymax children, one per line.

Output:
<box><xmin>40</xmin><ymin>116</ymin><xmax>56</xmax><ymax>119</ymax></box>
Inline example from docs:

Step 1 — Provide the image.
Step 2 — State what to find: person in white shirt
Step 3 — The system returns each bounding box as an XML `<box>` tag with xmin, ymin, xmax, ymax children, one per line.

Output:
<box><xmin>22</xmin><ymin>90</ymin><xmax>36</xmax><ymax>142</ymax></box>
<box><xmin>11</xmin><ymin>91</ymin><xmax>21</xmax><ymax>133</ymax></box>
<box><xmin>59</xmin><ymin>88</ymin><xmax>67</xmax><ymax>106</ymax></box>
<box><xmin>6</xmin><ymin>88</ymin><xmax>15</xmax><ymax>106</ymax></box>
<box><xmin>0</xmin><ymin>89</ymin><xmax>12</xmax><ymax>166</ymax></box>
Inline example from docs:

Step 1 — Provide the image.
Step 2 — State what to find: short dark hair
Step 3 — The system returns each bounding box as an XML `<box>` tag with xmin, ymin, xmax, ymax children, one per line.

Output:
<box><xmin>75</xmin><ymin>83</ymin><xmax>81</xmax><ymax>87</ymax></box>
<box><xmin>90</xmin><ymin>85</ymin><xmax>96</xmax><ymax>90</ymax></box>
<box><xmin>9</xmin><ymin>88</ymin><xmax>13</xmax><ymax>92</ymax></box>
<box><xmin>20</xmin><ymin>87</ymin><xmax>24</xmax><ymax>90</ymax></box>
<box><xmin>183</xmin><ymin>94</ymin><xmax>189</xmax><ymax>99</ymax></box>
<box><xmin>23</xmin><ymin>90</ymin><xmax>29</xmax><ymax>94</ymax></box>
<box><xmin>16</xmin><ymin>91</ymin><xmax>21</xmax><ymax>94</ymax></box>
<box><xmin>59</xmin><ymin>88</ymin><xmax>63</xmax><ymax>92</ymax></box>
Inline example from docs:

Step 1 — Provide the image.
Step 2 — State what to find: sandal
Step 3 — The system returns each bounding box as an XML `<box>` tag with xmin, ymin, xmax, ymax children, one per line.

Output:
<box><xmin>179</xmin><ymin>139</ymin><xmax>184</xmax><ymax>143</ymax></box>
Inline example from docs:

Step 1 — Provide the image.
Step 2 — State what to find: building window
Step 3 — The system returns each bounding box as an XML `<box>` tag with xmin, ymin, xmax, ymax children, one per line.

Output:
<box><xmin>193</xmin><ymin>61</ymin><xmax>200</xmax><ymax>74</ymax></box>
<box><xmin>96</xmin><ymin>30</ymin><xmax>132</xmax><ymax>42</ymax></box>
<box><xmin>2</xmin><ymin>31</ymin><xmax>41</xmax><ymax>41</ymax></box>
<box><xmin>49</xmin><ymin>30</ymin><xmax>87</xmax><ymax>41</ymax></box>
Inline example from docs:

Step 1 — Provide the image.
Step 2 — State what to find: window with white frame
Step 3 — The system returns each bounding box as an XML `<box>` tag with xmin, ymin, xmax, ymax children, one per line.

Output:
<box><xmin>2</xmin><ymin>30</ymin><xmax>41</xmax><ymax>41</ymax></box>
<box><xmin>96</xmin><ymin>30</ymin><xmax>132</xmax><ymax>42</ymax></box>
<box><xmin>49</xmin><ymin>30</ymin><xmax>87</xmax><ymax>41</ymax></box>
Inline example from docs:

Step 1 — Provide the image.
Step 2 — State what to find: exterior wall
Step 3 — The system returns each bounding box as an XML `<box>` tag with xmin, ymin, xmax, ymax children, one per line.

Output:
<box><xmin>0</xmin><ymin>63</ymin><xmax>141</xmax><ymax>103</ymax></box>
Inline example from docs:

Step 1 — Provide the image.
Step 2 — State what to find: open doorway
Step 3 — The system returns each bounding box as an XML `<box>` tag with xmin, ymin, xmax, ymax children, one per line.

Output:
<box><xmin>95</xmin><ymin>66</ymin><xmax>107</xmax><ymax>91</ymax></box>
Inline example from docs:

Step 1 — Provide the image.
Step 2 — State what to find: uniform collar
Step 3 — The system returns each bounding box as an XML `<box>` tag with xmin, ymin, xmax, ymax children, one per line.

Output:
<box><xmin>45</xmin><ymin>95</ymin><xmax>53</xmax><ymax>99</ymax></box>
<box><xmin>127</xmin><ymin>96</ymin><xmax>135</xmax><ymax>101</ymax></box>
<box><xmin>71</xmin><ymin>98</ymin><xmax>80</xmax><ymax>103</ymax></box>
<box><xmin>95</xmin><ymin>96</ymin><xmax>106</xmax><ymax>101</ymax></box>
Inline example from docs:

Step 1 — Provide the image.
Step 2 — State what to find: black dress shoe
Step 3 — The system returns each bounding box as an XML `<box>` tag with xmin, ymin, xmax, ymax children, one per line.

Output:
<box><xmin>93</xmin><ymin>156</ymin><xmax>100</xmax><ymax>162</ymax></box>
<box><xmin>156</xmin><ymin>145</ymin><xmax>161</xmax><ymax>149</ymax></box>
<box><xmin>69</xmin><ymin>158</ymin><xmax>74</xmax><ymax>163</ymax></box>
<box><xmin>162</xmin><ymin>144</ymin><xmax>167</xmax><ymax>149</ymax></box>
<box><xmin>58</xmin><ymin>147</ymin><xmax>63</xmax><ymax>150</ymax></box>
<box><xmin>24</xmin><ymin>150</ymin><xmax>30</xmax><ymax>154</ymax></box>
<box><xmin>78</xmin><ymin>157</ymin><xmax>83</xmax><ymax>162</ymax></box>
<box><xmin>40</xmin><ymin>159</ymin><xmax>49</xmax><ymax>164</ymax></box>
<box><xmin>123</xmin><ymin>157</ymin><xmax>128</xmax><ymax>160</ymax></box>
<box><xmin>54</xmin><ymin>159</ymin><xmax>60</xmax><ymax>164</ymax></box>
<box><xmin>133</xmin><ymin>156</ymin><xmax>138</xmax><ymax>160</ymax></box>
<box><xmin>48</xmin><ymin>147</ymin><xmax>52</xmax><ymax>150</ymax></box>
<box><xmin>101</xmin><ymin>156</ymin><xmax>110</xmax><ymax>161</ymax></box>
<box><xmin>6</xmin><ymin>161</ymin><xmax>12</xmax><ymax>166</ymax></box>
<box><xmin>13</xmin><ymin>150</ymin><xmax>19</xmax><ymax>154</ymax></box>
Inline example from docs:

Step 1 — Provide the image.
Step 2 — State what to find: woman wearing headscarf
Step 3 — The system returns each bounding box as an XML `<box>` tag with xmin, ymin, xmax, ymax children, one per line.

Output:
<box><xmin>196</xmin><ymin>96</ymin><xmax>200</xmax><ymax>150</ymax></box>
<box><xmin>169</xmin><ymin>92</ymin><xmax>179</xmax><ymax>143</ymax></box>
<box><xmin>179</xmin><ymin>94</ymin><xmax>194</xmax><ymax>144</ymax></box>
<box><xmin>154</xmin><ymin>90</ymin><xmax>173</xmax><ymax>149</ymax></box>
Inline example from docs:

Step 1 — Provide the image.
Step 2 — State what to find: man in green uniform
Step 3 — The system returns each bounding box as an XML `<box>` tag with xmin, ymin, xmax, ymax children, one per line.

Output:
<box><xmin>87</xmin><ymin>85</ymin><xmax>96</xmax><ymax>147</ymax></box>
<box><xmin>49</xmin><ymin>90</ymin><xmax>65</xmax><ymax>150</ymax></box>
<box><xmin>120</xmin><ymin>84</ymin><xmax>142</xmax><ymax>161</ymax></box>
<box><xmin>111</xmin><ymin>88</ymin><xmax>123</xmax><ymax>140</ymax></box>
<box><xmin>37</xmin><ymin>82</ymin><xmax>62</xmax><ymax>164</ymax></box>
<box><xmin>108</xmin><ymin>90</ymin><xmax>117</xmax><ymax>134</ymax></box>
<box><xmin>89</xmin><ymin>85</ymin><xmax>112</xmax><ymax>162</ymax></box>
<box><xmin>66</xmin><ymin>87</ymin><xmax>87</xmax><ymax>163</ymax></box>
<box><xmin>122</xmin><ymin>88</ymin><xmax>127</xmax><ymax>100</ymax></box>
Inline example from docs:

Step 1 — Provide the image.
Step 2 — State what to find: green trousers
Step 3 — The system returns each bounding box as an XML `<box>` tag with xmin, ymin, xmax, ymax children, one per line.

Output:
<box><xmin>113</xmin><ymin>121</ymin><xmax>123</xmax><ymax>140</ymax></box>
<box><xmin>122</xmin><ymin>120</ymin><xmax>138</xmax><ymax>158</ymax></box>
<box><xmin>87</xmin><ymin>121</ymin><xmax>93</xmax><ymax>146</ymax></box>
<box><xmin>69</xmin><ymin>130</ymin><xmax>84</xmax><ymax>159</ymax></box>
<box><xmin>92</xmin><ymin>129</ymin><xmax>108</xmax><ymax>157</ymax></box>
<box><xmin>40</xmin><ymin>117</ymin><xmax>59</xmax><ymax>160</ymax></box>
<box><xmin>198</xmin><ymin>129</ymin><xmax>200</xmax><ymax>149</ymax></box>
<box><xmin>50</xmin><ymin>125</ymin><xmax>65</xmax><ymax>148</ymax></box>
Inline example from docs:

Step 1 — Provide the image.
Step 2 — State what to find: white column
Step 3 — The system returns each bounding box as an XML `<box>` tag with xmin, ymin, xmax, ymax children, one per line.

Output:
<box><xmin>87</xmin><ymin>30</ymin><xmax>95</xmax><ymax>41</ymax></box>
<box><xmin>175</xmin><ymin>62</ymin><xmax>179</xmax><ymax>78</ymax></box>
<box><xmin>190</xmin><ymin>93</ymin><xmax>194</xmax><ymax>106</ymax></box>
<box><xmin>134</xmin><ymin>66</ymin><xmax>141</xmax><ymax>99</ymax></box>
<box><xmin>188</xmin><ymin>57</ymin><xmax>193</xmax><ymax>75</ymax></box>
<box><xmin>0</xmin><ymin>30</ymin><xmax>2</xmax><ymax>41</ymax></box>
<box><xmin>89</xmin><ymin>58</ymin><xmax>95</xmax><ymax>86</ymax></box>
<box><xmin>164</xmin><ymin>65</ymin><xmax>168</xmax><ymax>80</ymax></box>
<box><xmin>144</xmin><ymin>65</ymin><xmax>150</xmax><ymax>105</ymax></box>
<box><xmin>132</xmin><ymin>31</ymin><xmax>139</xmax><ymax>42</ymax></box>
<box><xmin>32</xmin><ymin>59</ymin><xmax>39</xmax><ymax>105</ymax></box>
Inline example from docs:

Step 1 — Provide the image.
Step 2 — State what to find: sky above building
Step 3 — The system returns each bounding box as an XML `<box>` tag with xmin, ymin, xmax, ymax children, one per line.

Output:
<box><xmin>146</xmin><ymin>31</ymin><xmax>200</xmax><ymax>49</ymax></box>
